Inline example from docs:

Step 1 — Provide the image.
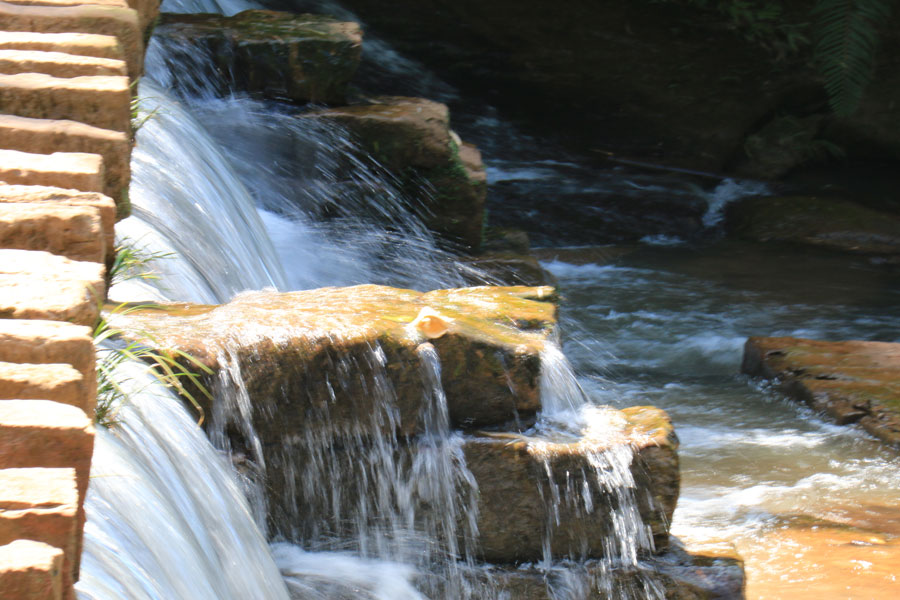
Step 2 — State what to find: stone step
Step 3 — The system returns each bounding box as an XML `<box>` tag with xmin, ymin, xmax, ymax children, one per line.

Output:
<box><xmin>0</xmin><ymin>319</ymin><xmax>95</xmax><ymax>399</ymax></box>
<box><xmin>0</xmin><ymin>539</ymin><xmax>65</xmax><ymax>600</ymax></box>
<box><xmin>0</xmin><ymin>30</ymin><xmax>123</xmax><ymax>61</ymax></box>
<box><xmin>0</xmin><ymin>203</ymin><xmax>105</xmax><ymax>263</ymax></box>
<box><xmin>0</xmin><ymin>362</ymin><xmax>91</xmax><ymax>414</ymax></box>
<box><xmin>0</xmin><ymin>468</ymin><xmax>79</xmax><ymax>588</ymax></box>
<box><xmin>0</xmin><ymin>1</ymin><xmax>142</xmax><ymax>80</ymax></box>
<box><xmin>0</xmin><ymin>115</ymin><xmax>130</xmax><ymax>203</ymax></box>
<box><xmin>0</xmin><ymin>48</ymin><xmax>126</xmax><ymax>77</ymax></box>
<box><xmin>0</xmin><ymin>183</ymin><xmax>118</xmax><ymax>252</ymax></box>
<box><xmin>0</xmin><ymin>72</ymin><xmax>131</xmax><ymax>133</ymax></box>
<box><xmin>2</xmin><ymin>0</ymin><xmax>158</xmax><ymax>31</ymax></box>
<box><xmin>0</xmin><ymin>399</ymin><xmax>93</xmax><ymax>581</ymax></box>
<box><xmin>0</xmin><ymin>249</ymin><xmax>105</xmax><ymax>326</ymax></box>
<box><xmin>0</xmin><ymin>148</ymin><xmax>104</xmax><ymax>194</ymax></box>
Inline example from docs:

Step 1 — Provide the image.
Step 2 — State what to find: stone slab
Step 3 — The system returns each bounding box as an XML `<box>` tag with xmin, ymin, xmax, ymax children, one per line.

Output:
<box><xmin>0</xmin><ymin>115</ymin><xmax>129</xmax><ymax>203</ymax></box>
<box><xmin>0</xmin><ymin>48</ymin><xmax>126</xmax><ymax>77</ymax></box>
<box><xmin>0</xmin><ymin>203</ymin><xmax>105</xmax><ymax>263</ymax></box>
<box><xmin>0</xmin><ymin>31</ymin><xmax>123</xmax><ymax>61</ymax></box>
<box><xmin>743</xmin><ymin>336</ymin><xmax>900</xmax><ymax>447</ymax></box>
<box><xmin>0</xmin><ymin>1</ymin><xmax>142</xmax><ymax>80</ymax></box>
<box><xmin>0</xmin><ymin>183</ymin><xmax>118</xmax><ymax>250</ymax></box>
<box><xmin>0</xmin><ymin>149</ymin><xmax>104</xmax><ymax>193</ymax></box>
<box><xmin>0</xmin><ymin>72</ymin><xmax>131</xmax><ymax>132</ymax></box>
<box><xmin>2</xmin><ymin>0</ymin><xmax>158</xmax><ymax>31</ymax></box>
<box><xmin>0</xmin><ymin>362</ymin><xmax>91</xmax><ymax>414</ymax></box>
<box><xmin>0</xmin><ymin>249</ymin><xmax>105</xmax><ymax>326</ymax></box>
<box><xmin>0</xmin><ymin>468</ymin><xmax>79</xmax><ymax>582</ymax></box>
<box><xmin>0</xmin><ymin>539</ymin><xmax>64</xmax><ymax>600</ymax></box>
<box><xmin>0</xmin><ymin>320</ymin><xmax>94</xmax><ymax>395</ymax></box>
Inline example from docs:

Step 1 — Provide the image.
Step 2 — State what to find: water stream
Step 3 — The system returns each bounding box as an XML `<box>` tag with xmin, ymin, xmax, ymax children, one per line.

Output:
<box><xmin>79</xmin><ymin>0</ymin><xmax>900</xmax><ymax>597</ymax></box>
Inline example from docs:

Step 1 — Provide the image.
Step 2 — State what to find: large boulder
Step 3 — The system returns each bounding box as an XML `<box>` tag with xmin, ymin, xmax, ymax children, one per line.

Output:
<box><xmin>464</xmin><ymin>406</ymin><xmax>679</xmax><ymax>563</ymax></box>
<box><xmin>299</xmin><ymin>96</ymin><xmax>487</xmax><ymax>251</ymax></box>
<box><xmin>742</xmin><ymin>336</ymin><xmax>900</xmax><ymax>446</ymax></box>
<box><xmin>725</xmin><ymin>195</ymin><xmax>900</xmax><ymax>257</ymax></box>
<box><xmin>154</xmin><ymin>10</ymin><xmax>362</xmax><ymax>104</ymax></box>
<box><xmin>110</xmin><ymin>285</ymin><xmax>557</xmax><ymax>439</ymax></box>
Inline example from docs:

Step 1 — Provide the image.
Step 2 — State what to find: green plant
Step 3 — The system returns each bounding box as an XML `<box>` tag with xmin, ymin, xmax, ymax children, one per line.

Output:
<box><xmin>93</xmin><ymin>305</ymin><xmax>213</xmax><ymax>428</ymax></box>
<box><xmin>130</xmin><ymin>80</ymin><xmax>162</xmax><ymax>134</ymax></box>
<box><xmin>812</xmin><ymin>0</ymin><xmax>893</xmax><ymax>116</ymax></box>
<box><xmin>108</xmin><ymin>238</ymin><xmax>173</xmax><ymax>287</ymax></box>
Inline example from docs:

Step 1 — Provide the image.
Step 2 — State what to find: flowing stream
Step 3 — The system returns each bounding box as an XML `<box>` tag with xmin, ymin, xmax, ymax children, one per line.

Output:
<box><xmin>78</xmin><ymin>0</ymin><xmax>900</xmax><ymax>597</ymax></box>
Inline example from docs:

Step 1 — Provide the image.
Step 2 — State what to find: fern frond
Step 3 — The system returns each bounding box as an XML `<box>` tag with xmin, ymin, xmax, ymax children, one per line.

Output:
<box><xmin>812</xmin><ymin>0</ymin><xmax>892</xmax><ymax>116</ymax></box>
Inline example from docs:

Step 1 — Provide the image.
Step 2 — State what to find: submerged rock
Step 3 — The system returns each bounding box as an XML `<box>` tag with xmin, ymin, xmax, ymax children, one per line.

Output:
<box><xmin>742</xmin><ymin>336</ymin><xmax>900</xmax><ymax>447</ymax></box>
<box><xmin>464</xmin><ymin>406</ymin><xmax>679</xmax><ymax>563</ymax></box>
<box><xmin>725</xmin><ymin>195</ymin><xmax>900</xmax><ymax>257</ymax></box>
<box><xmin>299</xmin><ymin>96</ymin><xmax>487</xmax><ymax>250</ymax></box>
<box><xmin>110</xmin><ymin>285</ymin><xmax>556</xmax><ymax>438</ymax></box>
<box><xmin>155</xmin><ymin>10</ymin><xmax>362</xmax><ymax>104</ymax></box>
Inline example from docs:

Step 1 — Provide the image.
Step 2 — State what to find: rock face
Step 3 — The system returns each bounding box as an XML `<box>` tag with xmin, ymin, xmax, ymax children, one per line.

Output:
<box><xmin>155</xmin><ymin>10</ymin><xmax>362</xmax><ymax>104</ymax></box>
<box><xmin>300</xmin><ymin>96</ymin><xmax>487</xmax><ymax>250</ymax></box>
<box><xmin>743</xmin><ymin>336</ymin><xmax>900</xmax><ymax>446</ymax></box>
<box><xmin>725</xmin><ymin>195</ymin><xmax>900</xmax><ymax>257</ymax></box>
<box><xmin>464</xmin><ymin>406</ymin><xmax>679</xmax><ymax>562</ymax></box>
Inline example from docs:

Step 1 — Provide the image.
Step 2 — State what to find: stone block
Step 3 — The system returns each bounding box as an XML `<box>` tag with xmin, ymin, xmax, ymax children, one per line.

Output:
<box><xmin>0</xmin><ymin>48</ymin><xmax>126</xmax><ymax>77</ymax></box>
<box><xmin>0</xmin><ymin>249</ymin><xmax>105</xmax><ymax>326</ymax></box>
<box><xmin>0</xmin><ymin>203</ymin><xmax>105</xmax><ymax>263</ymax></box>
<box><xmin>0</xmin><ymin>149</ymin><xmax>104</xmax><ymax>193</ymax></box>
<box><xmin>0</xmin><ymin>468</ymin><xmax>79</xmax><ymax>583</ymax></box>
<box><xmin>0</xmin><ymin>362</ymin><xmax>91</xmax><ymax>414</ymax></box>
<box><xmin>0</xmin><ymin>183</ymin><xmax>118</xmax><ymax>251</ymax></box>
<box><xmin>0</xmin><ymin>115</ymin><xmax>130</xmax><ymax>203</ymax></box>
<box><xmin>0</xmin><ymin>72</ymin><xmax>131</xmax><ymax>132</ymax></box>
<box><xmin>2</xmin><ymin>0</ymin><xmax>158</xmax><ymax>31</ymax></box>
<box><xmin>0</xmin><ymin>1</ymin><xmax>143</xmax><ymax>80</ymax></box>
<box><xmin>0</xmin><ymin>320</ymin><xmax>94</xmax><ymax>395</ymax></box>
<box><xmin>0</xmin><ymin>539</ymin><xmax>64</xmax><ymax>600</ymax></box>
<box><xmin>0</xmin><ymin>31</ymin><xmax>123</xmax><ymax>61</ymax></box>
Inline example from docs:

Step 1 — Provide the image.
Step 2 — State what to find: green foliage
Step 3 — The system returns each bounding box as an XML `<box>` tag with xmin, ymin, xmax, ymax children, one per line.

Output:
<box><xmin>812</xmin><ymin>0</ymin><xmax>893</xmax><ymax>116</ymax></box>
<box><xmin>93</xmin><ymin>305</ymin><xmax>213</xmax><ymax>428</ymax></box>
<box><xmin>108</xmin><ymin>238</ymin><xmax>173</xmax><ymax>287</ymax></box>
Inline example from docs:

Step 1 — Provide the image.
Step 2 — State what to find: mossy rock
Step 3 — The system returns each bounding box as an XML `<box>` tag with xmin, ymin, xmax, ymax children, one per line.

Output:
<box><xmin>156</xmin><ymin>10</ymin><xmax>362</xmax><ymax>104</ymax></box>
<box><xmin>726</xmin><ymin>195</ymin><xmax>900</xmax><ymax>256</ymax></box>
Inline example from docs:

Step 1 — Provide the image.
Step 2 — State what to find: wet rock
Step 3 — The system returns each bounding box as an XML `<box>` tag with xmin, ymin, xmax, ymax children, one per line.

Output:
<box><xmin>299</xmin><ymin>96</ymin><xmax>486</xmax><ymax>250</ymax></box>
<box><xmin>111</xmin><ymin>285</ymin><xmax>557</xmax><ymax>438</ymax></box>
<box><xmin>725</xmin><ymin>195</ymin><xmax>900</xmax><ymax>256</ymax></box>
<box><xmin>742</xmin><ymin>336</ymin><xmax>900</xmax><ymax>447</ymax></box>
<box><xmin>463</xmin><ymin>253</ymin><xmax>555</xmax><ymax>287</ymax></box>
<box><xmin>155</xmin><ymin>10</ymin><xmax>362</xmax><ymax>104</ymax></box>
<box><xmin>732</xmin><ymin>115</ymin><xmax>826</xmax><ymax>180</ymax></box>
<box><xmin>463</xmin><ymin>406</ymin><xmax>679</xmax><ymax>562</ymax></box>
<box><xmin>476</xmin><ymin>540</ymin><xmax>744</xmax><ymax>599</ymax></box>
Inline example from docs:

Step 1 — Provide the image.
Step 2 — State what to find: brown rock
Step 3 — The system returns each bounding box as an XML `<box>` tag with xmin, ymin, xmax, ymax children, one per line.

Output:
<box><xmin>0</xmin><ymin>115</ymin><xmax>130</xmax><ymax>204</ymax></box>
<box><xmin>0</xmin><ymin>48</ymin><xmax>126</xmax><ymax>77</ymax></box>
<box><xmin>0</xmin><ymin>1</ymin><xmax>143</xmax><ymax>80</ymax></box>
<box><xmin>0</xmin><ymin>31</ymin><xmax>123</xmax><ymax>61</ymax></box>
<box><xmin>0</xmin><ymin>249</ymin><xmax>105</xmax><ymax>326</ymax></box>
<box><xmin>155</xmin><ymin>10</ymin><xmax>362</xmax><ymax>104</ymax></box>
<box><xmin>0</xmin><ymin>539</ymin><xmax>65</xmax><ymax>600</ymax></box>
<box><xmin>0</xmin><ymin>468</ymin><xmax>79</xmax><ymax>584</ymax></box>
<box><xmin>463</xmin><ymin>405</ymin><xmax>679</xmax><ymax>562</ymax></box>
<box><xmin>0</xmin><ymin>183</ymin><xmax>118</xmax><ymax>251</ymax></box>
<box><xmin>0</xmin><ymin>203</ymin><xmax>105</xmax><ymax>263</ymax></box>
<box><xmin>0</xmin><ymin>319</ymin><xmax>95</xmax><ymax>398</ymax></box>
<box><xmin>0</xmin><ymin>362</ymin><xmax>91</xmax><ymax>414</ymax></box>
<box><xmin>0</xmin><ymin>72</ymin><xmax>131</xmax><ymax>133</ymax></box>
<box><xmin>743</xmin><ymin>336</ymin><xmax>900</xmax><ymax>447</ymax></box>
<box><xmin>0</xmin><ymin>149</ymin><xmax>104</xmax><ymax>194</ymax></box>
<box><xmin>301</xmin><ymin>97</ymin><xmax>486</xmax><ymax>249</ymax></box>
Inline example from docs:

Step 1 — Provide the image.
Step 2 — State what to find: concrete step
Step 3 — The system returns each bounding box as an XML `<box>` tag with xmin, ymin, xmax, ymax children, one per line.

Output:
<box><xmin>0</xmin><ymin>148</ymin><xmax>104</xmax><ymax>193</ymax></box>
<box><xmin>0</xmin><ymin>72</ymin><xmax>131</xmax><ymax>132</ymax></box>
<box><xmin>0</xmin><ymin>48</ymin><xmax>127</xmax><ymax>77</ymax></box>
<box><xmin>0</xmin><ymin>249</ymin><xmax>105</xmax><ymax>326</ymax></box>
<box><xmin>0</xmin><ymin>539</ymin><xmax>65</xmax><ymax>600</ymax></box>
<box><xmin>0</xmin><ymin>115</ymin><xmax>130</xmax><ymax>203</ymax></box>
<box><xmin>0</xmin><ymin>30</ymin><xmax>123</xmax><ymax>61</ymax></box>
<box><xmin>0</xmin><ymin>362</ymin><xmax>91</xmax><ymax>414</ymax></box>
<box><xmin>0</xmin><ymin>202</ymin><xmax>105</xmax><ymax>263</ymax></box>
